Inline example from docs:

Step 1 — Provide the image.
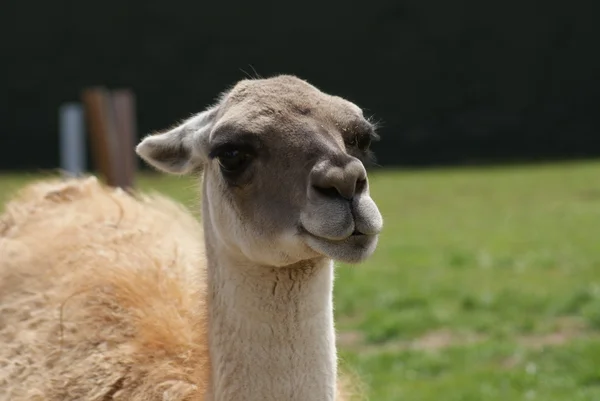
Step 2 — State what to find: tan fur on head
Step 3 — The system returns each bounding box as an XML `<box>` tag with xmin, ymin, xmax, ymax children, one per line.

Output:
<box><xmin>137</xmin><ymin>75</ymin><xmax>382</xmax><ymax>267</ymax></box>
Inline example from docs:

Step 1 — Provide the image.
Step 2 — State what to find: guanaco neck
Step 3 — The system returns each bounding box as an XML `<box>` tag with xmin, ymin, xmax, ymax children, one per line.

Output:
<box><xmin>201</xmin><ymin>200</ymin><xmax>337</xmax><ymax>401</ymax></box>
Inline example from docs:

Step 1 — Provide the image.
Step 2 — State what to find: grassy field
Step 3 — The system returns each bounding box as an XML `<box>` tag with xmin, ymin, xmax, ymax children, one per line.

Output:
<box><xmin>2</xmin><ymin>161</ymin><xmax>600</xmax><ymax>400</ymax></box>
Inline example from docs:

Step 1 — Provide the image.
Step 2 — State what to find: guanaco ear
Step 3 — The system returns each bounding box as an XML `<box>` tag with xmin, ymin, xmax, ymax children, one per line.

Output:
<box><xmin>136</xmin><ymin>106</ymin><xmax>219</xmax><ymax>175</ymax></box>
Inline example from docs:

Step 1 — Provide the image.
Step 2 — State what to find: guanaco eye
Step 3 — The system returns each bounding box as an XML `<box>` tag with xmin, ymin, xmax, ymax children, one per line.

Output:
<box><xmin>216</xmin><ymin>148</ymin><xmax>252</xmax><ymax>175</ymax></box>
<box><xmin>356</xmin><ymin>134</ymin><xmax>371</xmax><ymax>151</ymax></box>
<box><xmin>347</xmin><ymin>134</ymin><xmax>371</xmax><ymax>151</ymax></box>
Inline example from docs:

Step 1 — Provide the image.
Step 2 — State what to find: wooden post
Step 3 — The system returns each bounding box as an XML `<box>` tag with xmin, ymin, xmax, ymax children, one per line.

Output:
<box><xmin>81</xmin><ymin>87</ymin><xmax>137</xmax><ymax>189</ymax></box>
<box><xmin>81</xmin><ymin>87</ymin><xmax>117</xmax><ymax>185</ymax></box>
<box><xmin>111</xmin><ymin>89</ymin><xmax>137</xmax><ymax>189</ymax></box>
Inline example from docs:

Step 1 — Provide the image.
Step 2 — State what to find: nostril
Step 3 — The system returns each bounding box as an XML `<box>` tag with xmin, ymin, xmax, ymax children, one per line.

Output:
<box><xmin>313</xmin><ymin>185</ymin><xmax>340</xmax><ymax>199</ymax></box>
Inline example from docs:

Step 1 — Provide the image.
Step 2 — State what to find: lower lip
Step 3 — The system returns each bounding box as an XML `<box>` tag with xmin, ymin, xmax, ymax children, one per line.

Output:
<box><xmin>301</xmin><ymin>227</ymin><xmax>370</xmax><ymax>244</ymax></box>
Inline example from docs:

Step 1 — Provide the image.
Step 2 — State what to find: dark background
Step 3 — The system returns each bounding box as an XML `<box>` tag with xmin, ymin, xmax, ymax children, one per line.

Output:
<box><xmin>1</xmin><ymin>0</ymin><xmax>598</xmax><ymax>170</ymax></box>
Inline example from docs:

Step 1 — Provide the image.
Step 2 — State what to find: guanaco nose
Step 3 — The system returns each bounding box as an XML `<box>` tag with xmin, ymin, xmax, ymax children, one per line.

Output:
<box><xmin>310</xmin><ymin>157</ymin><xmax>368</xmax><ymax>201</ymax></box>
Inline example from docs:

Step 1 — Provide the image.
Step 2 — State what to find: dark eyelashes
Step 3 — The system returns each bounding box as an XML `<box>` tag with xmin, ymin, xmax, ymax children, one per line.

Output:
<box><xmin>208</xmin><ymin>142</ymin><xmax>257</xmax><ymax>159</ymax></box>
<box><xmin>208</xmin><ymin>145</ymin><xmax>229</xmax><ymax>159</ymax></box>
<box><xmin>208</xmin><ymin>130</ymin><xmax>264</xmax><ymax>159</ymax></box>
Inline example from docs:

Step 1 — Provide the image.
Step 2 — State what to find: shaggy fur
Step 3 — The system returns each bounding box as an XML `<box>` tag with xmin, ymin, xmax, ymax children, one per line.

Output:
<box><xmin>0</xmin><ymin>176</ymin><xmax>208</xmax><ymax>400</ymax></box>
<box><xmin>0</xmin><ymin>176</ymin><xmax>360</xmax><ymax>400</ymax></box>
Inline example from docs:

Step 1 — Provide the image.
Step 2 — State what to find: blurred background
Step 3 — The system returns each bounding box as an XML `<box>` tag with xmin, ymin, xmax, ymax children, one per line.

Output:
<box><xmin>1</xmin><ymin>1</ymin><xmax>600</xmax><ymax>400</ymax></box>
<box><xmin>1</xmin><ymin>0</ymin><xmax>599</xmax><ymax>169</ymax></box>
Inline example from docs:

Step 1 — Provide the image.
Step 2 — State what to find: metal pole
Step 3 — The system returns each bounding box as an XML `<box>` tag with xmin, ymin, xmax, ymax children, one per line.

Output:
<box><xmin>59</xmin><ymin>102</ymin><xmax>86</xmax><ymax>176</ymax></box>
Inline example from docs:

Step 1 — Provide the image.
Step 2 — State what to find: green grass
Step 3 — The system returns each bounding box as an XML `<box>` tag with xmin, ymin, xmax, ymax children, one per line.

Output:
<box><xmin>2</xmin><ymin>160</ymin><xmax>600</xmax><ymax>400</ymax></box>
